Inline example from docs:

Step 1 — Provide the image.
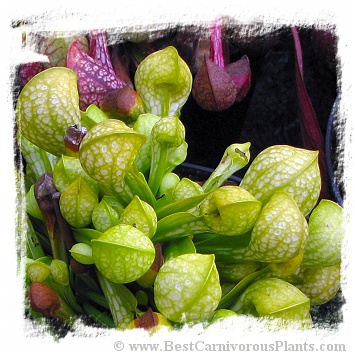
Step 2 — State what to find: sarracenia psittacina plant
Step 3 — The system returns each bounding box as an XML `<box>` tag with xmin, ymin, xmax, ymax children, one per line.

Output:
<box><xmin>17</xmin><ymin>36</ymin><xmax>341</xmax><ymax>330</ymax></box>
<box><xmin>16</xmin><ymin>67</ymin><xmax>81</xmax><ymax>157</ymax></box>
<box><xmin>154</xmin><ymin>253</ymin><xmax>221</xmax><ymax>323</ymax></box>
<box><xmin>240</xmin><ymin>145</ymin><xmax>321</xmax><ymax>216</ymax></box>
<box><xmin>134</xmin><ymin>46</ymin><xmax>192</xmax><ymax>117</ymax></box>
<box><xmin>230</xmin><ymin>278</ymin><xmax>312</xmax><ymax>328</ymax></box>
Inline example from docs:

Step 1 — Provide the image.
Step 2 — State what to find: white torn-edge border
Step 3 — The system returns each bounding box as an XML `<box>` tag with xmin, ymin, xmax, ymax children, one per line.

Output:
<box><xmin>2</xmin><ymin>1</ymin><xmax>354</xmax><ymax>355</ymax></box>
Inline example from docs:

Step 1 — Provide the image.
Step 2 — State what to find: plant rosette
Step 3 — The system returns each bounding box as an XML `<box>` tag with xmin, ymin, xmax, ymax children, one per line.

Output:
<box><xmin>16</xmin><ymin>33</ymin><xmax>343</xmax><ymax>331</ymax></box>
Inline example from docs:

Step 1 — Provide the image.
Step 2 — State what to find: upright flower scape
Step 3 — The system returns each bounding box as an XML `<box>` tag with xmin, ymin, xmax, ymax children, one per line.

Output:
<box><xmin>15</xmin><ymin>25</ymin><xmax>343</xmax><ymax>336</ymax></box>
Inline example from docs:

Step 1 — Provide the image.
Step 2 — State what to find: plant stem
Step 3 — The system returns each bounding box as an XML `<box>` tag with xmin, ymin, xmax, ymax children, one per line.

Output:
<box><xmin>152</xmin><ymin>212</ymin><xmax>209</xmax><ymax>243</ymax></box>
<box><xmin>125</xmin><ymin>162</ymin><xmax>156</xmax><ymax>207</ymax></box>
<box><xmin>26</xmin><ymin>217</ymin><xmax>45</xmax><ymax>260</ymax></box>
<box><xmin>210</xmin><ymin>18</ymin><xmax>225</xmax><ymax>69</ymax></box>
<box><xmin>148</xmin><ymin>142</ymin><xmax>169</xmax><ymax>196</ymax></box>
<box><xmin>82</xmin><ymin>302</ymin><xmax>115</xmax><ymax>328</ymax></box>
<box><xmin>80</xmin><ymin>290</ymin><xmax>109</xmax><ymax>309</ymax></box>
<box><xmin>96</xmin><ymin>269</ymin><xmax>137</xmax><ymax>328</ymax></box>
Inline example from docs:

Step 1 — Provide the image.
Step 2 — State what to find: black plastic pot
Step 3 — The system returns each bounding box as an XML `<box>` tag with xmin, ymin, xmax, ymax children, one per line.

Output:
<box><xmin>325</xmin><ymin>94</ymin><xmax>344</xmax><ymax>206</ymax></box>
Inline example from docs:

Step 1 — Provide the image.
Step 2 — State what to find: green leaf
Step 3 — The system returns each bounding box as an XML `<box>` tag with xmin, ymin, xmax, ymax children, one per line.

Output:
<box><xmin>200</xmin><ymin>186</ymin><xmax>261</xmax><ymax>236</ymax></box>
<box><xmin>240</xmin><ymin>145</ymin><xmax>321</xmax><ymax>216</ymax></box>
<box><xmin>27</xmin><ymin>261</ymin><xmax>51</xmax><ymax>282</ymax></box>
<box><xmin>267</xmin><ymin>251</ymin><xmax>305</xmax><ymax>278</ymax></box>
<box><xmin>53</xmin><ymin>155</ymin><xmax>99</xmax><ymax>195</ymax></box>
<box><xmin>80</xmin><ymin>104</ymin><xmax>109</xmax><ymax>130</ymax></box>
<box><xmin>118</xmin><ymin>196</ymin><xmax>157</xmax><ymax>239</ymax></box>
<box><xmin>294</xmin><ymin>264</ymin><xmax>341</xmax><ymax>305</ymax></box>
<box><xmin>202</xmin><ymin>142</ymin><xmax>251</xmax><ymax>193</ymax></box>
<box><xmin>247</xmin><ymin>191</ymin><xmax>308</xmax><ymax>263</ymax></box>
<box><xmin>92</xmin><ymin>199</ymin><xmax>120</xmax><ymax>233</ymax></box>
<box><xmin>50</xmin><ymin>259</ymin><xmax>70</xmax><ymax>285</ymax></box>
<box><xmin>25</xmin><ymin>184</ymin><xmax>44</xmax><ymax>220</ymax></box>
<box><xmin>99</xmin><ymin>195</ymin><xmax>125</xmax><ymax>215</ymax></box>
<box><xmin>302</xmin><ymin>199</ymin><xmax>344</xmax><ymax>267</ymax></box>
<box><xmin>134</xmin><ymin>46</ymin><xmax>192</xmax><ymax>117</ymax></box>
<box><xmin>206</xmin><ymin>309</ymin><xmax>239</xmax><ymax>325</ymax></box>
<box><xmin>124</xmin><ymin>164</ymin><xmax>156</xmax><ymax>207</ymax></box>
<box><xmin>133</xmin><ymin>113</ymin><xmax>161</xmax><ymax>174</ymax></box>
<box><xmin>79</xmin><ymin>119</ymin><xmax>146</xmax><ymax>196</ymax></box>
<box><xmin>16</xmin><ymin>67</ymin><xmax>81</xmax><ymax>157</ymax></box>
<box><xmin>157</xmin><ymin>172</ymin><xmax>180</xmax><ymax>204</ymax></box>
<box><xmin>165</xmin><ymin>141</ymin><xmax>188</xmax><ymax>173</ymax></box>
<box><xmin>217</xmin><ymin>261</ymin><xmax>261</xmax><ymax>283</ymax></box>
<box><xmin>218</xmin><ymin>267</ymin><xmax>269</xmax><ymax>309</ymax></box>
<box><xmin>153</xmin><ymin>212</ymin><xmax>208</xmax><ymax>243</ymax></box>
<box><xmin>163</xmin><ymin>236</ymin><xmax>196</xmax><ymax>261</ymax></box>
<box><xmin>92</xmin><ymin>224</ymin><xmax>156</xmax><ymax>284</ymax></box>
<box><xmin>156</xmin><ymin>193</ymin><xmax>209</xmax><ymax>220</ymax></box>
<box><xmin>154</xmin><ymin>253</ymin><xmax>221</xmax><ymax>322</ymax></box>
<box><xmin>59</xmin><ymin>176</ymin><xmax>99</xmax><ymax>228</ymax></box>
<box><xmin>69</xmin><ymin>243</ymin><xmax>94</xmax><ymax>265</ymax></box>
<box><xmin>17</xmin><ymin>133</ymin><xmax>59</xmax><ymax>182</ymax></box>
<box><xmin>173</xmin><ymin>177</ymin><xmax>204</xmax><ymax>202</ymax></box>
<box><xmin>194</xmin><ymin>231</ymin><xmax>252</xmax><ymax>263</ymax></box>
<box><xmin>231</xmin><ymin>277</ymin><xmax>312</xmax><ymax>326</ymax></box>
<box><xmin>72</xmin><ymin>227</ymin><xmax>102</xmax><ymax>246</ymax></box>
